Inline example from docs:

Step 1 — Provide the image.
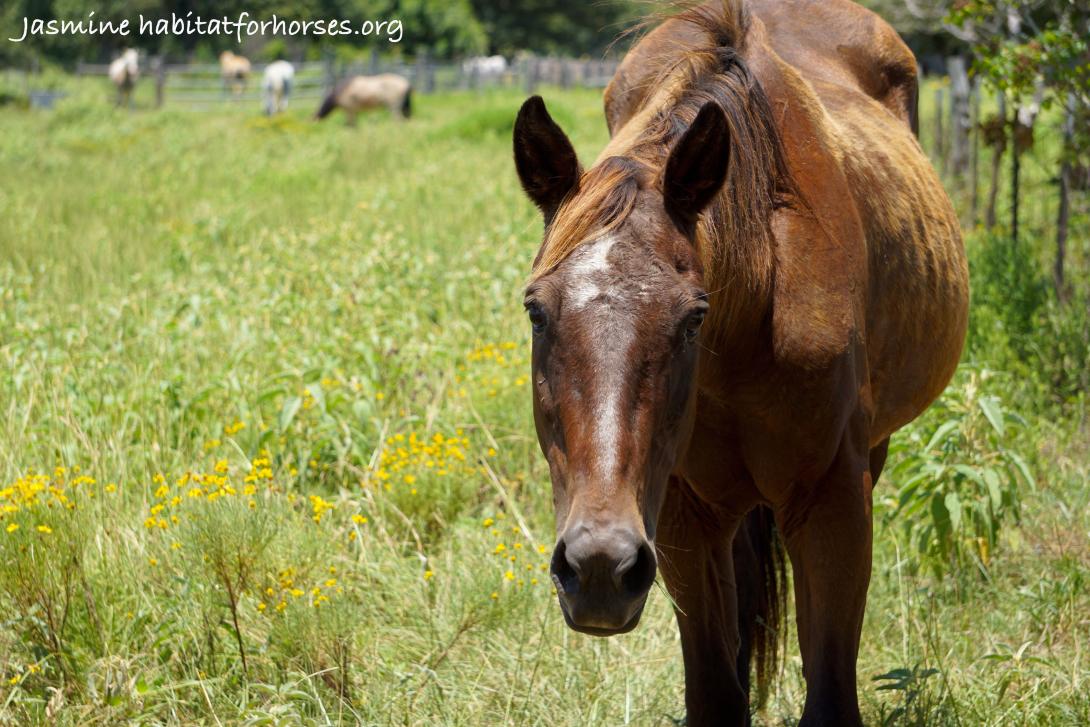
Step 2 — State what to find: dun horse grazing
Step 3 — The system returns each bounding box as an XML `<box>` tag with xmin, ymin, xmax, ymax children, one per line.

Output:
<box><xmin>263</xmin><ymin>60</ymin><xmax>295</xmax><ymax>115</ymax></box>
<box><xmin>314</xmin><ymin>74</ymin><xmax>412</xmax><ymax>125</ymax></box>
<box><xmin>512</xmin><ymin>0</ymin><xmax>968</xmax><ymax>724</ymax></box>
<box><xmin>108</xmin><ymin>49</ymin><xmax>139</xmax><ymax>108</ymax></box>
<box><xmin>219</xmin><ymin>51</ymin><xmax>251</xmax><ymax>96</ymax></box>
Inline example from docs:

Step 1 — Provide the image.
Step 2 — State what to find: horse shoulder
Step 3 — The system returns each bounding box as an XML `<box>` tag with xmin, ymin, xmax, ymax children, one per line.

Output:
<box><xmin>744</xmin><ymin>29</ymin><xmax>868</xmax><ymax>373</ymax></box>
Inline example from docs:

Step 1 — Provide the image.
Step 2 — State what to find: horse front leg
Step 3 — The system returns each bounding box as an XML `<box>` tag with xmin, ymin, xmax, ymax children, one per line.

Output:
<box><xmin>778</xmin><ymin>421</ymin><xmax>873</xmax><ymax>727</ymax></box>
<box><xmin>658</xmin><ymin>476</ymin><xmax>748</xmax><ymax>727</ymax></box>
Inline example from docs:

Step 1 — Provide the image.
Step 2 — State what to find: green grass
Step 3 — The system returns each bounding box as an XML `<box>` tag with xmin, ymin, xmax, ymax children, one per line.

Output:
<box><xmin>0</xmin><ymin>78</ymin><xmax>1087</xmax><ymax>725</ymax></box>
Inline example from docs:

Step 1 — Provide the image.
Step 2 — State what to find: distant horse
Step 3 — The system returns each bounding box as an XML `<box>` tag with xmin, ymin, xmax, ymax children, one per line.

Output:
<box><xmin>263</xmin><ymin>60</ymin><xmax>294</xmax><ymax>115</ymax></box>
<box><xmin>315</xmin><ymin>74</ymin><xmax>412</xmax><ymax>125</ymax></box>
<box><xmin>462</xmin><ymin>55</ymin><xmax>507</xmax><ymax>83</ymax></box>
<box><xmin>108</xmin><ymin>49</ymin><xmax>139</xmax><ymax>108</ymax></box>
<box><xmin>219</xmin><ymin>51</ymin><xmax>251</xmax><ymax>96</ymax></box>
<box><xmin>512</xmin><ymin>1</ymin><xmax>968</xmax><ymax>726</ymax></box>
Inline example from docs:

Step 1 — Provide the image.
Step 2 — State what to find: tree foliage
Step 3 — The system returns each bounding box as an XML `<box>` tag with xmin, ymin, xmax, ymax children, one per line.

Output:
<box><xmin>948</xmin><ymin>1</ymin><xmax>1089</xmax><ymax>119</ymax></box>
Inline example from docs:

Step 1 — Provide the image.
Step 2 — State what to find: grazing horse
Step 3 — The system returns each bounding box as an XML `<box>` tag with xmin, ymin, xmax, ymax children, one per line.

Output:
<box><xmin>314</xmin><ymin>74</ymin><xmax>412</xmax><ymax>125</ymax></box>
<box><xmin>219</xmin><ymin>51</ymin><xmax>251</xmax><ymax>96</ymax></box>
<box><xmin>108</xmin><ymin>49</ymin><xmax>139</xmax><ymax>108</ymax></box>
<box><xmin>263</xmin><ymin>60</ymin><xmax>295</xmax><ymax>115</ymax></box>
<box><xmin>512</xmin><ymin>1</ymin><xmax>968</xmax><ymax>725</ymax></box>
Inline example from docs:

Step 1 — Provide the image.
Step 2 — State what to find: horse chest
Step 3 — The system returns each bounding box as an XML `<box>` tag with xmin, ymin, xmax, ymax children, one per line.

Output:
<box><xmin>680</xmin><ymin>358</ymin><xmax>859</xmax><ymax>509</ymax></box>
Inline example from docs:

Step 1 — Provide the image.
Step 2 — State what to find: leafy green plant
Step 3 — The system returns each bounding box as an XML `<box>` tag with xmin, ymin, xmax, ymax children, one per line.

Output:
<box><xmin>884</xmin><ymin>369</ymin><xmax>1036</xmax><ymax>580</ymax></box>
<box><xmin>873</xmin><ymin>664</ymin><xmax>942</xmax><ymax>726</ymax></box>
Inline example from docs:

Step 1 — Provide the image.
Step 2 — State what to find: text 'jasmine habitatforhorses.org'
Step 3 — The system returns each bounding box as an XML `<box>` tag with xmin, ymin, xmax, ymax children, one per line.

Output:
<box><xmin>9</xmin><ymin>11</ymin><xmax>403</xmax><ymax>44</ymax></box>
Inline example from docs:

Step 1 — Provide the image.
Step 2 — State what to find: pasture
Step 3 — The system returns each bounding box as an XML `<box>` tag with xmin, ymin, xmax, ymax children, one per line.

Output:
<box><xmin>0</xmin><ymin>78</ymin><xmax>1087</xmax><ymax>725</ymax></box>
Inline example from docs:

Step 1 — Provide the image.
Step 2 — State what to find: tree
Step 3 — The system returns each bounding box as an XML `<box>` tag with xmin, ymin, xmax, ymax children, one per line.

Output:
<box><xmin>947</xmin><ymin>0</ymin><xmax>1090</xmax><ymax>295</ymax></box>
<box><xmin>468</xmin><ymin>0</ymin><xmax>639</xmax><ymax>57</ymax></box>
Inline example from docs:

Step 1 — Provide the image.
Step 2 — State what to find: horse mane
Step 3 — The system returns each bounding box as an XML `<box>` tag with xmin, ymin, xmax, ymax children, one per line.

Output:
<box><xmin>531</xmin><ymin>0</ymin><xmax>794</xmax><ymax>304</ymax></box>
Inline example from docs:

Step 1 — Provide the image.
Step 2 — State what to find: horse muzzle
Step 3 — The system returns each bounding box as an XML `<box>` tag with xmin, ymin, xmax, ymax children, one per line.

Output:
<box><xmin>550</xmin><ymin>521</ymin><xmax>657</xmax><ymax>636</ymax></box>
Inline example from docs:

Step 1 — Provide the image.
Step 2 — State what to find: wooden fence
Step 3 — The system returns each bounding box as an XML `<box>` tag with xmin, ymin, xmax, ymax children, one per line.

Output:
<box><xmin>920</xmin><ymin>54</ymin><xmax>1088</xmax><ymax>251</ymax></box>
<box><xmin>71</xmin><ymin>54</ymin><xmax>621</xmax><ymax>110</ymax></box>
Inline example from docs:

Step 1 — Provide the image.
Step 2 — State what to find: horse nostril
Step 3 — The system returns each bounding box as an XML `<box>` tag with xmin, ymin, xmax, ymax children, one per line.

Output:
<box><xmin>550</xmin><ymin>540</ymin><xmax>581</xmax><ymax>596</ymax></box>
<box><xmin>619</xmin><ymin>541</ymin><xmax>656</xmax><ymax>598</ymax></box>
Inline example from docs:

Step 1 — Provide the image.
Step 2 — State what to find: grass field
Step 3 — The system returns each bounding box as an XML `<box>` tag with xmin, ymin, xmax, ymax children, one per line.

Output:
<box><xmin>0</xmin><ymin>78</ymin><xmax>1088</xmax><ymax>725</ymax></box>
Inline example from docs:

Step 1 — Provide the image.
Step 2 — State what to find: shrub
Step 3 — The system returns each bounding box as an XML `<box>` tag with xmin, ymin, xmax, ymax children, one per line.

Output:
<box><xmin>882</xmin><ymin>369</ymin><xmax>1036</xmax><ymax>581</ymax></box>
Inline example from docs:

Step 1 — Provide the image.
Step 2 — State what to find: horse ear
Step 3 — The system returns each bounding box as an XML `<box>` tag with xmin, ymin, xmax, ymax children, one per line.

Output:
<box><xmin>662</xmin><ymin>101</ymin><xmax>730</xmax><ymax>228</ymax></box>
<box><xmin>514</xmin><ymin>96</ymin><xmax>581</xmax><ymax>223</ymax></box>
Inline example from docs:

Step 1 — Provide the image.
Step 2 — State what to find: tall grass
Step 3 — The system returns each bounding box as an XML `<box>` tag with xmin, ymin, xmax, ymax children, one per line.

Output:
<box><xmin>0</xmin><ymin>79</ymin><xmax>1087</xmax><ymax>725</ymax></box>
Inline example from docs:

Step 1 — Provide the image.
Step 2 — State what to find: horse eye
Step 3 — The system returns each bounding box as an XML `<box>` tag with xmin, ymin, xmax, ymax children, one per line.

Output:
<box><xmin>684</xmin><ymin>310</ymin><xmax>706</xmax><ymax>343</ymax></box>
<box><xmin>526</xmin><ymin>303</ymin><xmax>547</xmax><ymax>335</ymax></box>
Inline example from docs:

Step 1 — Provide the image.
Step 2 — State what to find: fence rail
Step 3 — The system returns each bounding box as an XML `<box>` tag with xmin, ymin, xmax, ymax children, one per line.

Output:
<box><xmin>70</xmin><ymin>55</ymin><xmax>620</xmax><ymax>110</ymax></box>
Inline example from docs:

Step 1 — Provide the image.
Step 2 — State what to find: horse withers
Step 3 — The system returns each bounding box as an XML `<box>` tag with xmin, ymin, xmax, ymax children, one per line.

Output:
<box><xmin>314</xmin><ymin>74</ymin><xmax>412</xmax><ymax>125</ymax></box>
<box><xmin>512</xmin><ymin>1</ymin><xmax>968</xmax><ymax>725</ymax></box>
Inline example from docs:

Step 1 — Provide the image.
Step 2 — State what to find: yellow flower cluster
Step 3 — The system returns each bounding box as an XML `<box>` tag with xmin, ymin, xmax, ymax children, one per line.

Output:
<box><xmin>370</xmin><ymin>430</ymin><xmax>480</xmax><ymax>490</ymax></box>
<box><xmin>466</xmin><ymin>341</ymin><xmax>520</xmax><ymax>365</ymax></box>
<box><xmin>224</xmin><ymin>421</ymin><xmax>246</xmax><ymax>435</ymax></box>
<box><xmin>456</xmin><ymin>341</ymin><xmax>529</xmax><ymax>399</ymax></box>
<box><xmin>309</xmin><ymin>494</ymin><xmax>334</xmax><ymax>523</ymax></box>
<box><xmin>142</xmin><ymin>453</ymin><xmax>278</xmax><ymax>531</ymax></box>
<box><xmin>1</xmin><ymin>466</ymin><xmax>116</xmax><ymax>533</ymax></box>
<box><xmin>483</xmin><ymin>513</ymin><xmax>551</xmax><ymax>593</ymax></box>
<box><xmin>257</xmin><ymin>565</ymin><xmax>345</xmax><ymax>612</ymax></box>
<box><xmin>6</xmin><ymin>663</ymin><xmax>41</xmax><ymax>687</ymax></box>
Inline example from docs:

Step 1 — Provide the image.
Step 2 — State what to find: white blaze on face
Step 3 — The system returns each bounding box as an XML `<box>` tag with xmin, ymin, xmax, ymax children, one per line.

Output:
<box><xmin>565</xmin><ymin>235</ymin><xmax>633</xmax><ymax>481</ymax></box>
<box><xmin>567</xmin><ymin>235</ymin><xmax>616</xmax><ymax>310</ymax></box>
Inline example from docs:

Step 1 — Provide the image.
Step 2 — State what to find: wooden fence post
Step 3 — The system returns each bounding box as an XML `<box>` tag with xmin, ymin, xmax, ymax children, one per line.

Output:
<box><xmin>933</xmin><ymin>87</ymin><xmax>946</xmax><ymax>175</ymax></box>
<box><xmin>985</xmin><ymin>93</ymin><xmax>1005</xmax><ymax>229</ymax></box>
<box><xmin>414</xmin><ymin>50</ymin><xmax>432</xmax><ymax>94</ymax></box>
<box><xmin>969</xmin><ymin>80</ymin><xmax>981</xmax><ymax>225</ymax></box>
<box><xmin>154</xmin><ymin>56</ymin><xmax>165</xmax><ymax>108</ymax></box>
<box><xmin>1055</xmin><ymin>95</ymin><xmax>1074</xmax><ymax>298</ymax></box>
<box><xmin>323</xmin><ymin>56</ymin><xmax>336</xmax><ymax>92</ymax></box>
<box><xmin>948</xmin><ymin>56</ymin><xmax>971</xmax><ymax>180</ymax></box>
<box><xmin>524</xmin><ymin>58</ymin><xmax>538</xmax><ymax>95</ymax></box>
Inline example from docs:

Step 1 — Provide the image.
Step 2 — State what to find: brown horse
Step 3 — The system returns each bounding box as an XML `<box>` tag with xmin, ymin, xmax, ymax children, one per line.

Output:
<box><xmin>512</xmin><ymin>1</ymin><xmax>968</xmax><ymax>725</ymax></box>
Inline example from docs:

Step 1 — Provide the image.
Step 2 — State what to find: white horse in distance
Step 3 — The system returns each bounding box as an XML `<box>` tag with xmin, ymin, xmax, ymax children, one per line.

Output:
<box><xmin>462</xmin><ymin>55</ymin><xmax>507</xmax><ymax>83</ymax></box>
<box><xmin>108</xmin><ymin>49</ymin><xmax>139</xmax><ymax>107</ymax></box>
<box><xmin>263</xmin><ymin>60</ymin><xmax>294</xmax><ymax>115</ymax></box>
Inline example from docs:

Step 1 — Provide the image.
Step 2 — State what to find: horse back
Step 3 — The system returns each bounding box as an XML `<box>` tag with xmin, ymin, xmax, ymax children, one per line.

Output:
<box><xmin>605</xmin><ymin>0</ymin><xmax>918</xmax><ymax>136</ymax></box>
<box><xmin>747</xmin><ymin>0</ymin><xmax>919</xmax><ymax>134</ymax></box>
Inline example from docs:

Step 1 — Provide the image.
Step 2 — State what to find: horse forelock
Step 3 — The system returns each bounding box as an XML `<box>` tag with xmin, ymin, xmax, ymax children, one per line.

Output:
<box><xmin>531</xmin><ymin>0</ymin><xmax>793</xmax><ymax>302</ymax></box>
